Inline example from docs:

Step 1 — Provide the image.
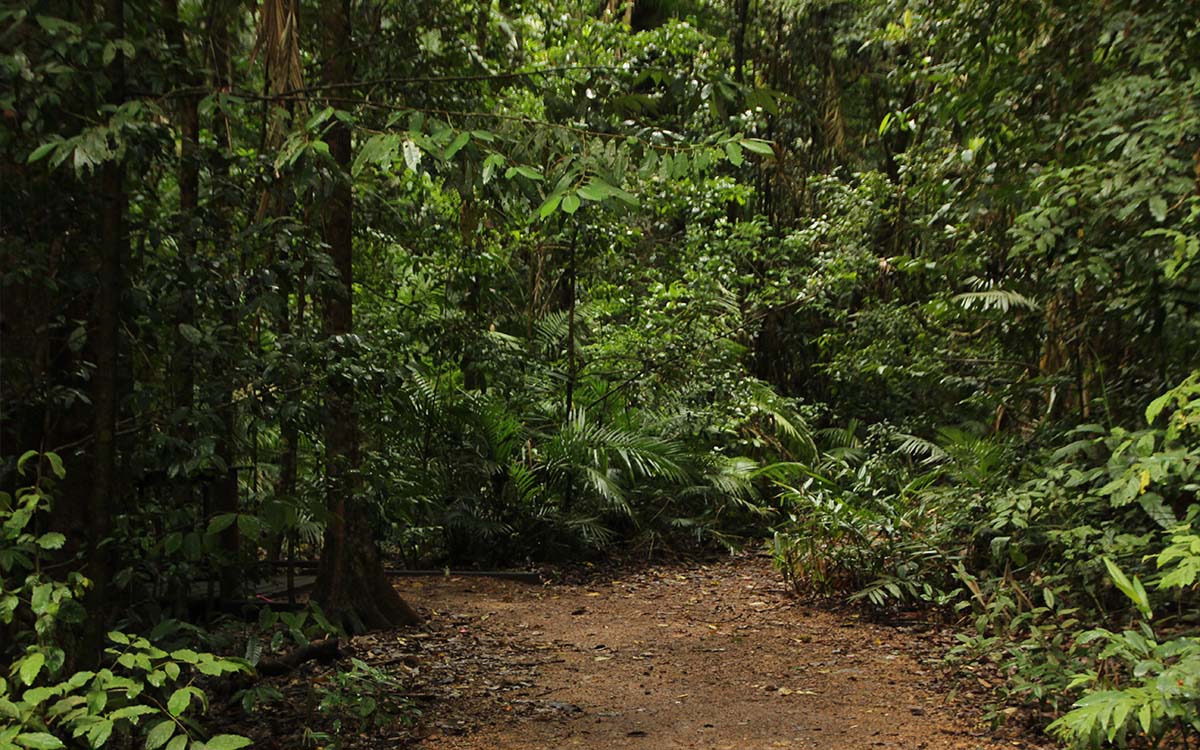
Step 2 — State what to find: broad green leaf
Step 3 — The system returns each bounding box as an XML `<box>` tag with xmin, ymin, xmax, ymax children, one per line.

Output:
<box><xmin>576</xmin><ymin>181</ymin><xmax>608</xmax><ymax>202</ymax></box>
<box><xmin>165</xmin><ymin>736</ymin><xmax>187</xmax><ymax>750</ymax></box>
<box><xmin>178</xmin><ymin>324</ymin><xmax>202</xmax><ymax>345</ymax></box>
<box><xmin>1145</xmin><ymin>390</ymin><xmax>1172</xmax><ymax>424</ymax></box>
<box><xmin>167</xmin><ymin>687</ymin><xmax>191</xmax><ymax>717</ymax></box>
<box><xmin>14</xmin><ymin>733</ymin><xmax>64</xmax><ymax>750</ymax></box>
<box><xmin>21</xmin><ymin>687</ymin><xmax>56</xmax><ymax>705</ymax></box>
<box><xmin>17</xmin><ymin>450</ymin><xmax>38</xmax><ymax>475</ymax></box>
<box><xmin>87</xmin><ymin>719</ymin><xmax>113</xmax><ymax>748</ymax></box>
<box><xmin>537</xmin><ymin>193</ymin><xmax>562</xmax><ymax>219</ymax></box>
<box><xmin>86</xmin><ymin>689</ymin><xmax>107</xmax><ymax>714</ymax></box>
<box><xmin>724</xmin><ymin>141</ymin><xmax>743</xmax><ymax>167</ymax></box>
<box><xmin>205</xmin><ymin>514</ymin><xmax>236</xmax><ymax>536</ymax></box>
<box><xmin>739</xmin><ymin>138</ymin><xmax>774</xmax><ymax>156</ymax></box>
<box><xmin>202</xmin><ymin>735</ymin><xmax>252</xmax><ymax>750</ymax></box>
<box><xmin>36</xmin><ymin>532</ymin><xmax>65</xmax><ymax>550</ymax></box>
<box><xmin>19</xmin><ymin>653</ymin><xmax>45</xmax><ymax>686</ymax></box>
<box><xmin>481</xmin><ymin>153</ymin><xmax>504</xmax><ymax>184</ymax></box>
<box><xmin>27</xmin><ymin>143</ymin><xmax>57</xmax><ymax>164</ymax></box>
<box><xmin>505</xmin><ymin>165</ymin><xmax>543</xmax><ymax>181</ymax></box>
<box><xmin>34</xmin><ymin>16</ymin><xmax>82</xmax><ymax>35</ymax></box>
<box><xmin>562</xmin><ymin>194</ymin><xmax>581</xmax><ymax>215</ymax></box>
<box><xmin>44</xmin><ymin>453</ymin><xmax>65</xmax><ymax>479</ymax></box>
<box><xmin>145</xmin><ymin>721</ymin><xmax>175</xmax><ymax>750</ymax></box>
<box><xmin>443</xmin><ymin>131</ymin><xmax>470</xmax><ymax>160</ymax></box>
<box><xmin>235</xmin><ymin>514</ymin><xmax>261</xmax><ymax>538</ymax></box>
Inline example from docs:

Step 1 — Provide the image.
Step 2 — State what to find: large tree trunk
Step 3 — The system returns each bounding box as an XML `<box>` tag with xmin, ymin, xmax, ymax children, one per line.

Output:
<box><xmin>311</xmin><ymin>0</ymin><xmax>418</xmax><ymax>631</ymax></box>
<box><xmin>163</xmin><ymin>0</ymin><xmax>198</xmax><ymax>516</ymax></box>
<box><xmin>84</xmin><ymin>0</ymin><xmax>127</xmax><ymax>655</ymax></box>
<box><xmin>204</xmin><ymin>0</ymin><xmax>244</xmax><ymax>604</ymax></box>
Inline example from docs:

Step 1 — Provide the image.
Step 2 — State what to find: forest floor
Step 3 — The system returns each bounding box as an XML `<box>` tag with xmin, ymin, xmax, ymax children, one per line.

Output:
<box><xmin>236</xmin><ymin>556</ymin><xmax>1052</xmax><ymax>749</ymax></box>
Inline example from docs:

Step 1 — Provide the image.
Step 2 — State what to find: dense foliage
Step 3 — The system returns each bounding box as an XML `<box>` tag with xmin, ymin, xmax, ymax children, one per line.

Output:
<box><xmin>2</xmin><ymin>0</ymin><xmax>1198</xmax><ymax>747</ymax></box>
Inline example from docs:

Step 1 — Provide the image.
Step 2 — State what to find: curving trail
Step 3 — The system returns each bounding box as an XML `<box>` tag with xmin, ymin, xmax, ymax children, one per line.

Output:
<box><xmin>395</xmin><ymin>557</ymin><xmax>1035</xmax><ymax>750</ymax></box>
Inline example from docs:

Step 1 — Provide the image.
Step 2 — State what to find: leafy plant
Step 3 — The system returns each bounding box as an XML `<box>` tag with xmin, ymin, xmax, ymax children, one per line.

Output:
<box><xmin>1049</xmin><ymin>556</ymin><xmax>1200</xmax><ymax>748</ymax></box>
<box><xmin>313</xmin><ymin>658</ymin><xmax>419</xmax><ymax>738</ymax></box>
<box><xmin>0</xmin><ymin>453</ymin><xmax>252</xmax><ymax>750</ymax></box>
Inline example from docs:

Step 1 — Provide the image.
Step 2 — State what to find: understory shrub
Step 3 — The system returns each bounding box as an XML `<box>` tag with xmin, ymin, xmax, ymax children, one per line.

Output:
<box><xmin>1</xmin><ymin>453</ymin><xmax>251</xmax><ymax>750</ymax></box>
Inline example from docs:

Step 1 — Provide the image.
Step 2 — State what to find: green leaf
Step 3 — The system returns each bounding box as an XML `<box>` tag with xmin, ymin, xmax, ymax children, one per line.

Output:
<box><xmin>17</xmin><ymin>450</ymin><xmax>38</xmax><ymax>475</ymax></box>
<box><xmin>107</xmin><ymin>705</ymin><xmax>157</xmax><ymax>721</ymax></box>
<box><xmin>178</xmin><ymin>324</ymin><xmax>202</xmax><ymax>345</ymax></box>
<box><xmin>536</xmin><ymin>193</ymin><xmax>562</xmax><ymax>219</ymax></box>
<box><xmin>443</xmin><ymin>131</ymin><xmax>470</xmax><ymax>160</ymax></box>
<box><xmin>1145</xmin><ymin>390</ymin><xmax>1172</xmax><ymax>424</ymax></box>
<box><xmin>481</xmin><ymin>153</ymin><xmax>504</xmax><ymax>184</ymax></box>
<box><xmin>1138</xmin><ymin>701</ymin><xmax>1153</xmax><ymax>733</ymax></box>
<box><xmin>1103</xmin><ymin>558</ymin><xmax>1151</xmax><ymax>619</ymax></box>
<box><xmin>14</xmin><ymin>733</ymin><xmax>64</xmax><ymax>750</ymax></box>
<box><xmin>201</xmin><ymin>735</ymin><xmax>252</xmax><ymax>750</ymax></box>
<box><xmin>562</xmin><ymin>193</ymin><xmax>581</xmax><ymax>215</ymax></box>
<box><xmin>164</xmin><ymin>736</ymin><xmax>187</xmax><ymax>750</ymax></box>
<box><xmin>1148</xmin><ymin>196</ymin><xmax>1167</xmax><ymax>222</ymax></box>
<box><xmin>27</xmin><ymin>143</ymin><xmax>57</xmax><ymax>164</ymax></box>
<box><xmin>206</xmin><ymin>514</ymin><xmax>236</xmax><ymax>536</ymax></box>
<box><xmin>505</xmin><ymin>165</ymin><xmax>543</xmax><ymax>181</ymax></box>
<box><xmin>44</xmin><ymin>453</ymin><xmax>65</xmax><ymax>479</ymax></box>
<box><xmin>167</xmin><ymin>688</ymin><xmax>191</xmax><ymax>717</ymax></box>
<box><xmin>724</xmin><ymin>141</ymin><xmax>743</xmax><ymax>167</ymax></box>
<box><xmin>36</xmin><ymin>532</ymin><xmax>65</xmax><ymax>550</ymax></box>
<box><xmin>235</xmin><ymin>514</ymin><xmax>261</xmax><ymax>538</ymax></box>
<box><xmin>19</xmin><ymin>653</ymin><xmax>45</xmax><ymax>686</ymax></box>
<box><xmin>86</xmin><ymin>719</ymin><xmax>113</xmax><ymax>748</ymax></box>
<box><xmin>35</xmin><ymin>16</ymin><xmax>82</xmax><ymax>35</ymax></box>
<box><xmin>739</xmin><ymin>138</ymin><xmax>774</xmax><ymax>156</ymax></box>
<box><xmin>145</xmin><ymin>721</ymin><xmax>175</xmax><ymax>750</ymax></box>
<box><xmin>574</xmin><ymin>177</ymin><xmax>637</xmax><ymax>206</ymax></box>
<box><xmin>576</xmin><ymin>181</ymin><xmax>607</xmax><ymax>202</ymax></box>
<box><xmin>86</xmin><ymin>689</ymin><xmax>107</xmax><ymax>714</ymax></box>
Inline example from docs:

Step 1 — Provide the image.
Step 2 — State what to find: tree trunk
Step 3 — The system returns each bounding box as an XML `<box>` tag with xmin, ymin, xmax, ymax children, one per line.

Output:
<box><xmin>209</xmin><ymin>0</ymin><xmax>241</xmax><ymax>602</ymax></box>
<box><xmin>85</xmin><ymin>0</ymin><xmax>127</xmax><ymax>655</ymax></box>
<box><xmin>311</xmin><ymin>0</ymin><xmax>418</xmax><ymax>631</ymax></box>
<box><xmin>163</xmin><ymin>0</ymin><xmax>198</xmax><ymax>514</ymax></box>
<box><xmin>733</xmin><ymin>0</ymin><xmax>749</xmax><ymax>84</ymax></box>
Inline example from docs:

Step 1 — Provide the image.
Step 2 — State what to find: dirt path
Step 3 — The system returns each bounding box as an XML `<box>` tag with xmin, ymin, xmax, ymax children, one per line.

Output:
<box><xmin>391</xmin><ymin>557</ymin><xmax>1031</xmax><ymax>750</ymax></box>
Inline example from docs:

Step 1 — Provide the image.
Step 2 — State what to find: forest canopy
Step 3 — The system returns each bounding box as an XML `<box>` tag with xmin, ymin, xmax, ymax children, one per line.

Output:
<box><xmin>2</xmin><ymin>0</ymin><xmax>1198</xmax><ymax>748</ymax></box>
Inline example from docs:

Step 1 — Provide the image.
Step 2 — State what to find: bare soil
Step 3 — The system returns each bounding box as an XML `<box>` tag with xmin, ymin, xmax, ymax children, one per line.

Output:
<box><xmin>384</xmin><ymin>556</ymin><xmax>1044</xmax><ymax>750</ymax></box>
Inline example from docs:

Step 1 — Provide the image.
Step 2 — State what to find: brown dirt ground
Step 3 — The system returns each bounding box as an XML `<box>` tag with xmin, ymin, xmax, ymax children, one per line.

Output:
<box><xmin>381</xmin><ymin>556</ymin><xmax>1050</xmax><ymax>750</ymax></box>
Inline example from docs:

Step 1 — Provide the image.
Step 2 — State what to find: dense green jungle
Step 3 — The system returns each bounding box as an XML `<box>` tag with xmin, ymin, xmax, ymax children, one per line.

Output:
<box><xmin>2</xmin><ymin>0</ymin><xmax>1199</xmax><ymax>747</ymax></box>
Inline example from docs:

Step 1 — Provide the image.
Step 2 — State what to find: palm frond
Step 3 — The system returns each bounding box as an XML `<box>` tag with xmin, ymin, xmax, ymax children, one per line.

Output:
<box><xmin>893</xmin><ymin>432</ymin><xmax>949</xmax><ymax>465</ymax></box>
<box><xmin>953</xmin><ymin>277</ymin><xmax>1039</xmax><ymax>312</ymax></box>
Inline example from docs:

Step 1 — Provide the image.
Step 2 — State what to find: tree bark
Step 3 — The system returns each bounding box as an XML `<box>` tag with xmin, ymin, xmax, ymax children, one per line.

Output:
<box><xmin>84</xmin><ymin>0</ymin><xmax>127</xmax><ymax>655</ymax></box>
<box><xmin>209</xmin><ymin>0</ymin><xmax>241</xmax><ymax>602</ymax></box>
<box><xmin>733</xmin><ymin>0</ymin><xmax>750</xmax><ymax>84</ymax></box>
<box><xmin>163</xmin><ymin>0</ymin><xmax>198</xmax><ymax>512</ymax></box>
<box><xmin>310</xmin><ymin>0</ymin><xmax>418</xmax><ymax>631</ymax></box>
